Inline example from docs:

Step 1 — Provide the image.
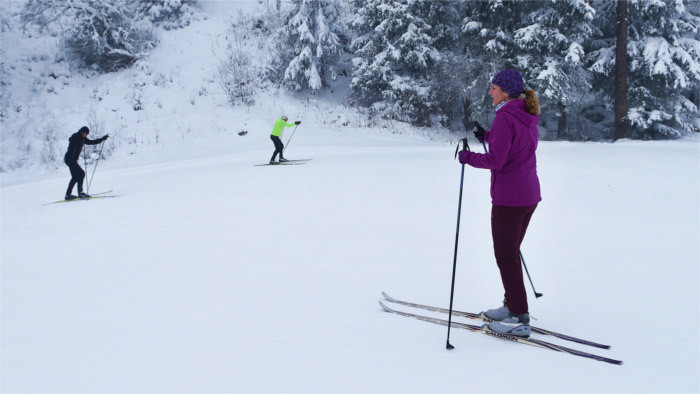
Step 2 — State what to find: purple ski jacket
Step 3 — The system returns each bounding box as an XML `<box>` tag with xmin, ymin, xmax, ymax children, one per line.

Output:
<box><xmin>459</xmin><ymin>98</ymin><xmax>542</xmax><ymax>207</ymax></box>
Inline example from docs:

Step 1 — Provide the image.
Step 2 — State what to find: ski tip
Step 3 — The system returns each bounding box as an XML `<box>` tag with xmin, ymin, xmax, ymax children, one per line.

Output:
<box><xmin>378</xmin><ymin>301</ymin><xmax>393</xmax><ymax>312</ymax></box>
<box><xmin>381</xmin><ymin>291</ymin><xmax>396</xmax><ymax>302</ymax></box>
<box><xmin>599</xmin><ymin>357</ymin><xmax>623</xmax><ymax>365</ymax></box>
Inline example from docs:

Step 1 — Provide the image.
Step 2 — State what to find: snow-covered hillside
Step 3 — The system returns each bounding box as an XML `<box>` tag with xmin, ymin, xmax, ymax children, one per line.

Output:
<box><xmin>0</xmin><ymin>0</ymin><xmax>452</xmax><ymax>174</ymax></box>
<box><xmin>2</xmin><ymin>1</ymin><xmax>700</xmax><ymax>393</ymax></box>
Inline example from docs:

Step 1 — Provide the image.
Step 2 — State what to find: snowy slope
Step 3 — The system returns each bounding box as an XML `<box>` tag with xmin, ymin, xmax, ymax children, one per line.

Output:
<box><xmin>2</xmin><ymin>1</ymin><xmax>700</xmax><ymax>392</ymax></box>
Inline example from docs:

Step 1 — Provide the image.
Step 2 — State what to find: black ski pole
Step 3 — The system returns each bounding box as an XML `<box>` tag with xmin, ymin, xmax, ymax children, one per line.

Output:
<box><xmin>283</xmin><ymin>125</ymin><xmax>299</xmax><ymax>154</ymax></box>
<box><xmin>520</xmin><ymin>250</ymin><xmax>543</xmax><ymax>298</ymax></box>
<box><xmin>83</xmin><ymin>149</ymin><xmax>89</xmax><ymax>189</ymax></box>
<box><xmin>446</xmin><ymin>136</ymin><xmax>470</xmax><ymax>350</ymax></box>
<box><xmin>477</xmin><ymin>122</ymin><xmax>542</xmax><ymax>299</ymax></box>
<box><xmin>87</xmin><ymin>138</ymin><xmax>106</xmax><ymax>194</ymax></box>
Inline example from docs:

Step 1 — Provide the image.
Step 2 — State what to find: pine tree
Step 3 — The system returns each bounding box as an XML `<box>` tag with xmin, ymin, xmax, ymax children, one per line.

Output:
<box><xmin>460</xmin><ymin>0</ymin><xmax>598</xmax><ymax>139</ymax></box>
<box><xmin>459</xmin><ymin>0</ymin><xmax>520</xmax><ymax>127</ymax></box>
<box><xmin>516</xmin><ymin>0</ymin><xmax>597</xmax><ymax>139</ymax></box>
<box><xmin>272</xmin><ymin>0</ymin><xmax>344</xmax><ymax>91</ymax></box>
<box><xmin>350</xmin><ymin>0</ymin><xmax>457</xmax><ymax>126</ymax></box>
<box><xmin>589</xmin><ymin>0</ymin><xmax>700</xmax><ymax>139</ymax></box>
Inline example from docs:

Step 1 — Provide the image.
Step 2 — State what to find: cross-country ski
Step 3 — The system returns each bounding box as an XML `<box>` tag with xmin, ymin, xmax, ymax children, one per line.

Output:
<box><xmin>382</xmin><ymin>292</ymin><xmax>610</xmax><ymax>349</ymax></box>
<box><xmin>43</xmin><ymin>190</ymin><xmax>116</xmax><ymax>205</ymax></box>
<box><xmin>379</xmin><ymin>302</ymin><xmax>622</xmax><ymax>365</ymax></box>
<box><xmin>254</xmin><ymin>161</ymin><xmax>307</xmax><ymax>167</ymax></box>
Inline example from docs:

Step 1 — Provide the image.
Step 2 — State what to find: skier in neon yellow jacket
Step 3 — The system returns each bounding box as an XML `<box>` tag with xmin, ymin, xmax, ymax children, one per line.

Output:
<box><xmin>269</xmin><ymin>115</ymin><xmax>301</xmax><ymax>164</ymax></box>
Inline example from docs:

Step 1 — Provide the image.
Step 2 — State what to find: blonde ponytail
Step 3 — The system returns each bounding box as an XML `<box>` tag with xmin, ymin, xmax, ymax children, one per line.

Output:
<box><xmin>524</xmin><ymin>89</ymin><xmax>540</xmax><ymax>116</ymax></box>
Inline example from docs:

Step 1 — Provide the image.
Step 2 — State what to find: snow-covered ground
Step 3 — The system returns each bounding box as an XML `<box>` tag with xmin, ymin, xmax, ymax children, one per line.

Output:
<box><xmin>2</xmin><ymin>133</ymin><xmax>699</xmax><ymax>392</ymax></box>
<box><xmin>2</xmin><ymin>1</ymin><xmax>700</xmax><ymax>393</ymax></box>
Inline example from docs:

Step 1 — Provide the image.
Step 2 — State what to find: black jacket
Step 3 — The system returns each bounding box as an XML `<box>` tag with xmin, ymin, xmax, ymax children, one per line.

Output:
<box><xmin>64</xmin><ymin>132</ymin><xmax>104</xmax><ymax>162</ymax></box>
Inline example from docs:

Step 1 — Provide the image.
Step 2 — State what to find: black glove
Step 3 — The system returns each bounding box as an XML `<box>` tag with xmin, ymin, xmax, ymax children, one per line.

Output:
<box><xmin>473</xmin><ymin>122</ymin><xmax>485</xmax><ymax>143</ymax></box>
<box><xmin>101</xmin><ymin>134</ymin><xmax>109</xmax><ymax>142</ymax></box>
<box><xmin>295</xmin><ymin>121</ymin><xmax>301</xmax><ymax>125</ymax></box>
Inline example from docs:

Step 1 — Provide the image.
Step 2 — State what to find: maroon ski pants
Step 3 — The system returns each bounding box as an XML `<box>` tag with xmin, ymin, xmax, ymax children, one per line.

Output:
<box><xmin>491</xmin><ymin>204</ymin><xmax>537</xmax><ymax>315</ymax></box>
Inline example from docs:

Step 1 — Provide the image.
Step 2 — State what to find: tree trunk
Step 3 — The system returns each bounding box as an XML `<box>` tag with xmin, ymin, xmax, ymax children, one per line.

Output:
<box><xmin>462</xmin><ymin>97</ymin><xmax>472</xmax><ymax>134</ymax></box>
<box><xmin>614</xmin><ymin>0</ymin><xmax>629</xmax><ymax>141</ymax></box>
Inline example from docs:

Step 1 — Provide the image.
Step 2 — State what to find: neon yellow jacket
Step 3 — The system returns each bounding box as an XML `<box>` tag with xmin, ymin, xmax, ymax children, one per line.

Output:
<box><xmin>271</xmin><ymin>118</ymin><xmax>296</xmax><ymax>137</ymax></box>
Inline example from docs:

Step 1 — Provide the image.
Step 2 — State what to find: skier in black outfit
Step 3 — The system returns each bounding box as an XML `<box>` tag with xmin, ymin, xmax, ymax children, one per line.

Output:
<box><xmin>64</xmin><ymin>126</ymin><xmax>109</xmax><ymax>200</ymax></box>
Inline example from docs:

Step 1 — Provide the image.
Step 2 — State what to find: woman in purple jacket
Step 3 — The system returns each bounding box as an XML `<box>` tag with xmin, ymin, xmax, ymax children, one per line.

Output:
<box><xmin>458</xmin><ymin>69</ymin><xmax>541</xmax><ymax>337</ymax></box>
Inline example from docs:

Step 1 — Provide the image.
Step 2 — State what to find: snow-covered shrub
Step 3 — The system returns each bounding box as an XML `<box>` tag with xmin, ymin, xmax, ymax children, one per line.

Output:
<box><xmin>1</xmin><ymin>1</ymin><xmax>17</xmax><ymax>33</ymax></box>
<box><xmin>83</xmin><ymin>108</ymin><xmax>114</xmax><ymax>162</ymax></box>
<box><xmin>131</xmin><ymin>61</ymin><xmax>153</xmax><ymax>111</ymax></box>
<box><xmin>39</xmin><ymin>126</ymin><xmax>61</xmax><ymax>168</ymax></box>
<box><xmin>0</xmin><ymin>51</ymin><xmax>9</xmax><ymax>122</ymax></box>
<box><xmin>2</xmin><ymin>2</ymin><xmax>23</xmax><ymax>123</ymax></box>
<box><xmin>217</xmin><ymin>46</ymin><xmax>258</xmax><ymax>106</ymax></box>
<box><xmin>137</xmin><ymin>0</ymin><xmax>202</xmax><ymax>30</ymax></box>
<box><xmin>218</xmin><ymin>7</ymin><xmax>279</xmax><ymax>106</ymax></box>
<box><xmin>21</xmin><ymin>0</ymin><xmax>157</xmax><ymax>73</ymax></box>
<box><xmin>63</xmin><ymin>3</ymin><xmax>157</xmax><ymax>72</ymax></box>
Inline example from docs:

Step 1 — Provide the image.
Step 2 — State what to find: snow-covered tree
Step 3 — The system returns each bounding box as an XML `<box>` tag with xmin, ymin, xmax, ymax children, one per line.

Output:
<box><xmin>271</xmin><ymin>0</ymin><xmax>344</xmax><ymax>91</ymax></box>
<box><xmin>589</xmin><ymin>0</ymin><xmax>700</xmax><ymax>139</ymax></box>
<box><xmin>350</xmin><ymin>0</ymin><xmax>457</xmax><ymax>126</ymax></box>
<box><xmin>460</xmin><ymin>0</ymin><xmax>599</xmax><ymax>139</ymax></box>
<box><xmin>459</xmin><ymin>1</ymin><xmax>519</xmax><ymax>127</ymax></box>
<box><xmin>21</xmin><ymin>0</ymin><xmax>157</xmax><ymax>73</ymax></box>
<box><xmin>63</xmin><ymin>1</ymin><xmax>156</xmax><ymax>72</ymax></box>
<box><xmin>136</xmin><ymin>0</ymin><xmax>202</xmax><ymax>30</ymax></box>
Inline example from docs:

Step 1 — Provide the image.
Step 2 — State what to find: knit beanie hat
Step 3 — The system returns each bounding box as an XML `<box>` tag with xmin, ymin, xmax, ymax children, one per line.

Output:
<box><xmin>491</xmin><ymin>69</ymin><xmax>524</xmax><ymax>98</ymax></box>
<box><xmin>79</xmin><ymin>126</ymin><xmax>90</xmax><ymax>135</ymax></box>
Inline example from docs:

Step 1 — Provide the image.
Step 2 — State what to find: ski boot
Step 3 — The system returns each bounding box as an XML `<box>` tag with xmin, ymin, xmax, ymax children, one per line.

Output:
<box><xmin>487</xmin><ymin>313</ymin><xmax>531</xmax><ymax>337</ymax></box>
<box><xmin>483</xmin><ymin>300</ymin><xmax>510</xmax><ymax>321</ymax></box>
